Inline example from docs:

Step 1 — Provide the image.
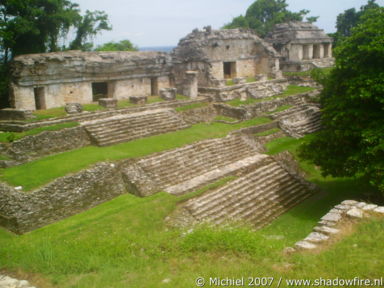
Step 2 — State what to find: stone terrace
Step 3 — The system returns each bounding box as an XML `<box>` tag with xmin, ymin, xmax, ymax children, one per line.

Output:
<box><xmin>123</xmin><ymin>134</ymin><xmax>265</xmax><ymax>196</ymax></box>
<box><xmin>170</xmin><ymin>156</ymin><xmax>313</xmax><ymax>228</ymax></box>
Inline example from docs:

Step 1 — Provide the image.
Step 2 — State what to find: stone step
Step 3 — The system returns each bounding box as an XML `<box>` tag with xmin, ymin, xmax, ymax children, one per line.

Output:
<box><xmin>175</xmin><ymin>159</ymin><xmax>313</xmax><ymax>227</ymax></box>
<box><xmin>189</xmin><ymin>162</ymin><xmax>285</xmax><ymax>215</ymax></box>
<box><xmin>83</xmin><ymin>108</ymin><xmax>189</xmax><ymax>146</ymax></box>
<box><xmin>165</xmin><ymin>154</ymin><xmax>269</xmax><ymax>195</ymax></box>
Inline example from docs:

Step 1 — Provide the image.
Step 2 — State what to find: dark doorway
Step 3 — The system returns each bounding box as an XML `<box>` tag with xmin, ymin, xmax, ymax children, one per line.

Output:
<box><xmin>92</xmin><ymin>82</ymin><xmax>108</xmax><ymax>101</ymax></box>
<box><xmin>223</xmin><ymin>62</ymin><xmax>236</xmax><ymax>79</ymax></box>
<box><xmin>151</xmin><ymin>77</ymin><xmax>159</xmax><ymax>96</ymax></box>
<box><xmin>34</xmin><ymin>87</ymin><xmax>46</xmax><ymax>110</ymax></box>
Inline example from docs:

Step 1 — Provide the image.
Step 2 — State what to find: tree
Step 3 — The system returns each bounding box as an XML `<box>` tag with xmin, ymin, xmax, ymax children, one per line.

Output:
<box><xmin>332</xmin><ymin>0</ymin><xmax>380</xmax><ymax>47</ymax></box>
<box><xmin>95</xmin><ymin>40</ymin><xmax>138</xmax><ymax>52</ymax></box>
<box><xmin>223</xmin><ymin>0</ymin><xmax>317</xmax><ymax>37</ymax></box>
<box><xmin>299</xmin><ymin>7</ymin><xmax>384</xmax><ymax>194</ymax></box>
<box><xmin>69</xmin><ymin>10</ymin><xmax>111</xmax><ymax>51</ymax></box>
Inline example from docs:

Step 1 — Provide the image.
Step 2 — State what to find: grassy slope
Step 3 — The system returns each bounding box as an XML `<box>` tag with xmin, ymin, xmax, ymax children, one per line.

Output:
<box><xmin>0</xmin><ymin>117</ymin><xmax>271</xmax><ymax>190</ymax></box>
<box><xmin>0</xmin><ymin>135</ymin><xmax>382</xmax><ymax>288</ymax></box>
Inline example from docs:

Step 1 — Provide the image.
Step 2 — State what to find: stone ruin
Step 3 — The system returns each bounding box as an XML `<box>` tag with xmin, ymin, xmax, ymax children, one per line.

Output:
<box><xmin>0</xmin><ymin>22</ymin><xmax>336</xmax><ymax>235</ymax></box>
<box><xmin>7</xmin><ymin>22</ymin><xmax>334</xmax><ymax>111</ymax></box>
<box><xmin>266</xmin><ymin>22</ymin><xmax>334</xmax><ymax>72</ymax></box>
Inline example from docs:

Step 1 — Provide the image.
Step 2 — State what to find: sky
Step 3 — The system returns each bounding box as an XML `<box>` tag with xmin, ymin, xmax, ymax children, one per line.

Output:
<box><xmin>73</xmin><ymin>0</ymin><xmax>384</xmax><ymax>47</ymax></box>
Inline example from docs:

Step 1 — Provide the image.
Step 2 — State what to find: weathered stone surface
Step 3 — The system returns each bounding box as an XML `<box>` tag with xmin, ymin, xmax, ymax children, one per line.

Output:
<box><xmin>341</xmin><ymin>200</ymin><xmax>358</xmax><ymax>206</ymax></box>
<box><xmin>321</xmin><ymin>212</ymin><xmax>342</xmax><ymax>222</ymax></box>
<box><xmin>318</xmin><ymin>220</ymin><xmax>337</xmax><ymax>227</ymax></box>
<box><xmin>334</xmin><ymin>204</ymin><xmax>351</xmax><ymax>211</ymax></box>
<box><xmin>314</xmin><ymin>226</ymin><xmax>340</xmax><ymax>235</ymax></box>
<box><xmin>3</xmin><ymin>126</ymin><xmax>91</xmax><ymax>162</ymax></box>
<box><xmin>65</xmin><ymin>103</ymin><xmax>83</xmax><ymax>114</ymax></box>
<box><xmin>129</xmin><ymin>96</ymin><xmax>147</xmax><ymax>105</ymax></box>
<box><xmin>0</xmin><ymin>109</ymin><xmax>34</xmax><ymax>120</ymax></box>
<box><xmin>295</xmin><ymin>241</ymin><xmax>317</xmax><ymax>250</ymax></box>
<box><xmin>346</xmin><ymin>207</ymin><xmax>364</xmax><ymax>219</ymax></box>
<box><xmin>362</xmin><ymin>204</ymin><xmax>378</xmax><ymax>211</ymax></box>
<box><xmin>0</xmin><ymin>162</ymin><xmax>127</xmax><ymax>234</ymax></box>
<box><xmin>373</xmin><ymin>207</ymin><xmax>384</xmax><ymax>214</ymax></box>
<box><xmin>160</xmin><ymin>88</ymin><xmax>177</xmax><ymax>100</ymax></box>
<box><xmin>305</xmin><ymin>232</ymin><xmax>329</xmax><ymax>243</ymax></box>
<box><xmin>355</xmin><ymin>202</ymin><xmax>367</xmax><ymax>208</ymax></box>
<box><xmin>0</xmin><ymin>275</ymin><xmax>35</xmax><ymax>288</ymax></box>
<box><xmin>98</xmin><ymin>98</ymin><xmax>117</xmax><ymax>108</ymax></box>
<box><xmin>180</xmin><ymin>105</ymin><xmax>217</xmax><ymax>124</ymax></box>
<box><xmin>233</xmin><ymin>77</ymin><xmax>247</xmax><ymax>85</ymax></box>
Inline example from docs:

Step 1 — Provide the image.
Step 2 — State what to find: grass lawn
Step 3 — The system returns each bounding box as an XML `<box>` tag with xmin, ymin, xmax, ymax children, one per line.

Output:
<box><xmin>0</xmin><ymin>122</ymin><xmax>79</xmax><ymax>143</ymax></box>
<box><xmin>227</xmin><ymin>85</ymin><xmax>315</xmax><ymax>107</ymax></box>
<box><xmin>0</xmin><ymin>134</ymin><xmax>382</xmax><ymax>288</ymax></box>
<box><xmin>0</xmin><ymin>117</ymin><xmax>272</xmax><ymax>190</ymax></box>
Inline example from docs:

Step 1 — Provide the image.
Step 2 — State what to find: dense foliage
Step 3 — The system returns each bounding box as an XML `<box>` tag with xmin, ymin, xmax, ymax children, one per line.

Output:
<box><xmin>0</xmin><ymin>0</ymin><xmax>112</xmax><ymax>107</ymax></box>
<box><xmin>330</xmin><ymin>0</ymin><xmax>379</xmax><ymax>47</ymax></box>
<box><xmin>95</xmin><ymin>40</ymin><xmax>138</xmax><ymax>52</ymax></box>
<box><xmin>223</xmin><ymin>0</ymin><xmax>317</xmax><ymax>37</ymax></box>
<box><xmin>300</xmin><ymin>7</ymin><xmax>384</xmax><ymax>193</ymax></box>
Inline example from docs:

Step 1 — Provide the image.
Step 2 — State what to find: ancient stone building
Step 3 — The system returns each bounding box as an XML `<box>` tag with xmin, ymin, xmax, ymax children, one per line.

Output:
<box><xmin>267</xmin><ymin>22</ymin><xmax>334</xmax><ymax>72</ymax></box>
<box><xmin>10</xmin><ymin>51</ymin><xmax>173</xmax><ymax>110</ymax></box>
<box><xmin>172</xmin><ymin>27</ymin><xmax>281</xmax><ymax>88</ymax></box>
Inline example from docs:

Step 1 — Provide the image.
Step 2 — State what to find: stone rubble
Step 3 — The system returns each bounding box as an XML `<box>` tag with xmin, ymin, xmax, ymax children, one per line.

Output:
<box><xmin>0</xmin><ymin>275</ymin><xmax>36</xmax><ymax>288</ymax></box>
<box><xmin>292</xmin><ymin>200</ymin><xmax>384</xmax><ymax>251</ymax></box>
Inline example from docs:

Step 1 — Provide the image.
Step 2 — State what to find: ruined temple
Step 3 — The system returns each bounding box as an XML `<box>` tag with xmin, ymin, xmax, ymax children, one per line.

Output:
<box><xmin>10</xmin><ymin>51</ymin><xmax>173</xmax><ymax>110</ymax></box>
<box><xmin>8</xmin><ymin>24</ymin><xmax>333</xmax><ymax>111</ymax></box>
<box><xmin>267</xmin><ymin>22</ymin><xmax>334</xmax><ymax>72</ymax></box>
<box><xmin>172</xmin><ymin>27</ymin><xmax>281</xmax><ymax>88</ymax></box>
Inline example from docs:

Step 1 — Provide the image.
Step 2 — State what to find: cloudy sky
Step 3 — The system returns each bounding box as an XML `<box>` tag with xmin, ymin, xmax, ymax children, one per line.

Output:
<box><xmin>73</xmin><ymin>0</ymin><xmax>384</xmax><ymax>48</ymax></box>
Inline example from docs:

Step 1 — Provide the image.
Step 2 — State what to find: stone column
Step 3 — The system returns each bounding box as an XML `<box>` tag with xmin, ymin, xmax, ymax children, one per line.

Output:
<box><xmin>324</xmin><ymin>44</ymin><xmax>332</xmax><ymax>58</ymax></box>
<box><xmin>308</xmin><ymin>44</ymin><xmax>314</xmax><ymax>59</ymax></box>
<box><xmin>183</xmin><ymin>71</ymin><xmax>198</xmax><ymax>99</ymax></box>
<box><xmin>319</xmin><ymin>44</ymin><xmax>325</xmax><ymax>59</ymax></box>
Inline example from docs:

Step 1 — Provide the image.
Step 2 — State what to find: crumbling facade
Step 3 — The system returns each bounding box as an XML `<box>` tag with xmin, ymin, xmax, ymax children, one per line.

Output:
<box><xmin>172</xmin><ymin>27</ymin><xmax>281</xmax><ymax>88</ymax></box>
<box><xmin>10</xmin><ymin>51</ymin><xmax>173</xmax><ymax>110</ymax></box>
<box><xmin>9</xmin><ymin>24</ymin><xmax>333</xmax><ymax>110</ymax></box>
<box><xmin>267</xmin><ymin>22</ymin><xmax>334</xmax><ymax>72</ymax></box>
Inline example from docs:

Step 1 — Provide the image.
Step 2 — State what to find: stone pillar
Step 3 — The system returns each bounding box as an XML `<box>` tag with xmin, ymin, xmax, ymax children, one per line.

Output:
<box><xmin>324</xmin><ymin>43</ymin><xmax>332</xmax><ymax>58</ymax></box>
<box><xmin>107</xmin><ymin>81</ymin><xmax>116</xmax><ymax>98</ymax></box>
<box><xmin>183</xmin><ymin>71</ymin><xmax>198</xmax><ymax>99</ymax></box>
<box><xmin>308</xmin><ymin>44</ymin><xmax>314</xmax><ymax>59</ymax></box>
<box><xmin>319</xmin><ymin>44</ymin><xmax>325</xmax><ymax>59</ymax></box>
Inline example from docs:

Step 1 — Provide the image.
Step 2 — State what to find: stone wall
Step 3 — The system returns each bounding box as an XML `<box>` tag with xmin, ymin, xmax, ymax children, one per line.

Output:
<box><xmin>180</xmin><ymin>105</ymin><xmax>217</xmax><ymax>124</ymax></box>
<box><xmin>0</xmin><ymin>162</ymin><xmax>127</xmax><ymax>234</ymax></box>
<box><xmin>2</xmin><ymin>126</ymin><xmax>91</xmax><ymax>162</ymax></box>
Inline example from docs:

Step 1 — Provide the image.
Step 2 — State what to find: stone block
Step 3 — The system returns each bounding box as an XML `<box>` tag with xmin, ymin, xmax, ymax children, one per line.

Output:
<box><xmin>233</xmin><ymin>77</ymin><xmax>247</xmax><ymax>85</ymax></box>
<box><xmin>314</xmin><ymin>226</ymin><xmax>340</xmax><ymax>235</ymax></box>
<box><xmin>65</xmin><ymin>103</ymin><xmax>83</xmax><ymax>114</ymax></box>
<box><xmin>346</xmin><ymin>207</ymin><xmax>364</xmax><ymax>219</ymax></box>
<box><xmin>304</xmin><ymin>232</ymin><xmax>329</xmax><ymax>243</ymax></box>
<box><xmin>295</xmin><ymin>240</ymin><xmax>317</xmax><ymax>250</ymax></box>
<box><xmin>160</xmin><ymin>88</ymin><xmax>177</xmax><ymax>101</ymax></box>
<box><xmin>98</xmin><ymin>98</ymin><xmax>117</xmax><ymax>108</ymax></box>
<box><xmin>0</xmin><ymin>109</ymin><xmax>34</xmax><ymax>120</ymax></box>
<box><xmin>129</xmin><ymin>96</ymin><xmax>147</xmax><ymax>105</ymax></box>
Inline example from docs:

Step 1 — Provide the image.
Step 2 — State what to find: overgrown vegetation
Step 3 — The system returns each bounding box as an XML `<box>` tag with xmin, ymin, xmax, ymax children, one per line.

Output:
<box><xmin>223</xmin><ymin>0</ymin><xmax>318</xmax><ymax>37</ymax></box>
<box><xmin>300</xmin><ymin>7</ymin><xmax>384</xmax><ymax>194</ymax></box>
<box><xmin>254</xmin><ymin>128</ymin><xmax>280</xmax><ymax>137</ymax></box>
<box><xmin>0</xmin><ymin>122</ymin><xmax>79</xmax><ymax>143</ymax></box>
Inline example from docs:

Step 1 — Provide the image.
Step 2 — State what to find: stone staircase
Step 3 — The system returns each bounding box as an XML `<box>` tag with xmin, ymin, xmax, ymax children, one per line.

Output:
<box><xmin>172</xmin><ymin>157</ymin><xmax>313</xmax><ymax>228</ymax></box>
<box><xmin>81</xmin><ymin>108</ymin><xmax>189</xmax><ymax>146</ymax></box>
<box><xmin>273</xmin><ymin>105</ymin><xmax>322</xmax><ymax>138</ymax></box>
<box><xmin>123</xmin><ymin>135</ymin><xmax>266</xmax><ymax>196</ymax></box>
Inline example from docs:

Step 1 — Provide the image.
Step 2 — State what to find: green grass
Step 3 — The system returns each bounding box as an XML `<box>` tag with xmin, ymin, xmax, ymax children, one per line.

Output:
<box><xmin>267</xmin><ymin>104</ymin><xmax>293</xmax><ymax>114</ymax></box>
<box><xmin>226</xmin><ymin>79</ymin><xmax>234</xmax><ymax>86</ymax></box>
<box><xmin>246</xmin><ymin>76</ymin><xmax>257</xmax><ymax>83</ymax></box>
<box><xmin>227</xmin><ymin>85</ymin><xmax>315</xmax><ymax>107</ymax></box>
<box><xmin>214</xmin><ymin>115</ymin><xmax>238</xmax><ymax>122</ymax></box>
<box><xmin>0</xmin><ymin>133</ymin><xmax>382</xmax><ymax>288</ymax></box>
<box><xmin>30</xmin><ymin>107</ymin><xmax>67</xmax><ymax>121</ymax></box>
<box><xmin>175</xmin><ymin>102</ymin><xmax>208</xmax><ymax>112</ymax></box>
<box><xmin>254</xmin><ymin>128</ymin><xmax>280</xmax><ymax>137</ymax></box>
<box><xmin>283</xmin><ymin>67</ymin><xmax>334</xmax><ymax>78</ymax></box>
<box><xmin>0</xmin><ymin>122</ymin><xmax>79</xmax><ymax>143</ymax></box>
<box><xmin>0</xmin><ymin>117</ymin><xmax>271</xmax><ymax>190</ymax></box>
